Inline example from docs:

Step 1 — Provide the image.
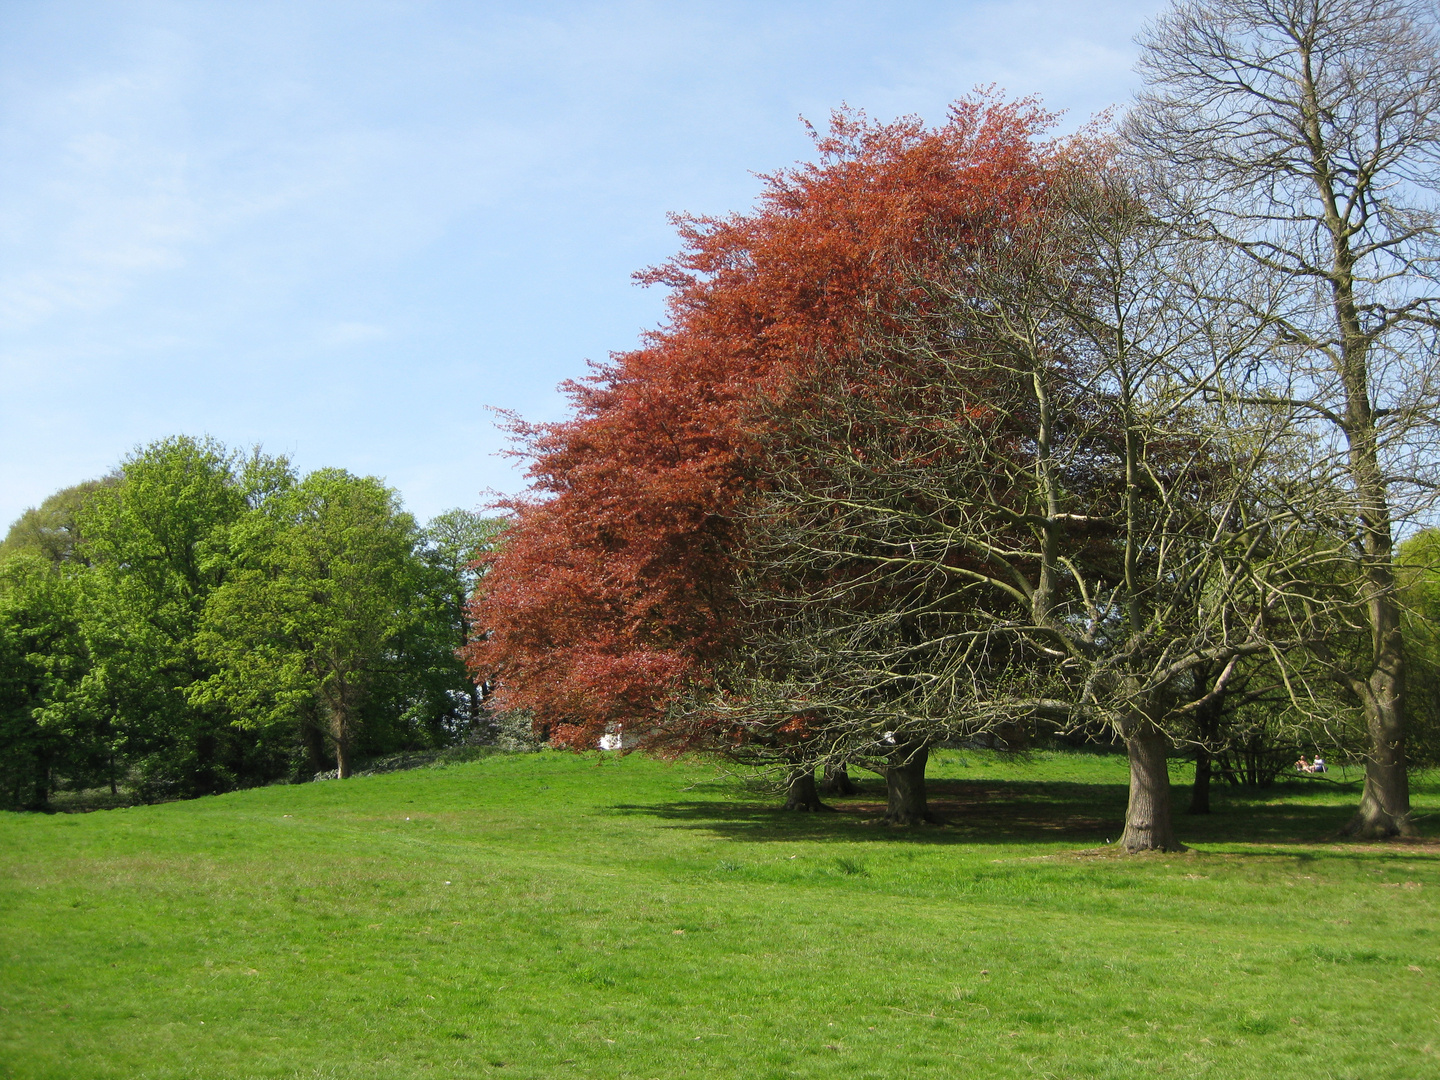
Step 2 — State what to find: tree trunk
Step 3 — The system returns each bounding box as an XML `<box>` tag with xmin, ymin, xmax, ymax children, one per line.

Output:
<box><xmin>1186</xmin><ymin>664</ymin><xmax>1223</xmax><ymax>816</ymax></box>
<box><xmin>1121</xmin><ymin>731</ymin><xmax>1183</xmax><ymax>852</ymax></box>
<box><xmin>884</xmin><ymin>744</ymin><xmax>932</xmax><ymax>825</ymax></box>
<box><xmin>1343</xmin><ymin>682</ymin><xmax>1415</xmax><ymax>837</ymax></box>
<box><xmin>819</xmin><ymin>762</ymin><xmax>859</xmax><ymax>795</ymax></box>
<box><xmin>1329</xmin><ymin>217</ymin><xmax>1413</xmax><ymax>837</ymax></box>
<box><xmin>782</xmin><ymin>765</ymin><xmax>830</xmax><ymax>811</ymax></box>
<box><xmin>328</xmin><ymin>706</ymin><xmax>354</xmax><ymax>779</ymax></box>
<box><xmin>334</xmin><ymin>736</ymin><xmax>353</xmax><ymax>779</ymax></box>
<box><xmin>1188</xmin><ymin>747</ymin><xmax>1211</xmax><ymax>815</ymax></box>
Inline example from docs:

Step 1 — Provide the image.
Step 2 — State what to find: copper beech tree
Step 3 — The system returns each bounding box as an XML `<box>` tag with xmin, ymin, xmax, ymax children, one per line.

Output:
<box><xmin>466</xmin><ymin>96</ymin><xmax>1067</xmax><ymax>762</ymax></box>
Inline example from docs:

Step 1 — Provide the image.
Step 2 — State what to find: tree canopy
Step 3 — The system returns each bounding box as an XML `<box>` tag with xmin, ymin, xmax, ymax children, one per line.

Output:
<box><xmin>468</xmin><ymin>94</ymin><xmax>1068</xmax><ymax>751</ymax></box>
<box><xmin>0</xmin><ymin>438</ymin><xmax>496</xmax><ymax>808</ymax></box>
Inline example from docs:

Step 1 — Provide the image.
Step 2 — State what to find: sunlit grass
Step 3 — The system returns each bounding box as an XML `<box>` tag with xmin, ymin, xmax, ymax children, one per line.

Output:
<box><xmin>1</xmin><ymin>750</ymin><xmax>1436</xmax><ymax>1079</ymax></box>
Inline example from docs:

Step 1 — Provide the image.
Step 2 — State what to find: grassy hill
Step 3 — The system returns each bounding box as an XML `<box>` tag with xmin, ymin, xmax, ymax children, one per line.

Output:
<box><xmin>1</xmin><ymin>750</ymin><xmax>1437</xmax><ymax>1079</ymax></box>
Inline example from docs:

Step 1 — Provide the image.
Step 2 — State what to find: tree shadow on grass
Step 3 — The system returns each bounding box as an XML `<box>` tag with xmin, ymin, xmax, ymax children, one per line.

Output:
<box><xmin>606</xmin><ymin>776</ymin><xmax>1428</xmax><ymax>850</ymax></box>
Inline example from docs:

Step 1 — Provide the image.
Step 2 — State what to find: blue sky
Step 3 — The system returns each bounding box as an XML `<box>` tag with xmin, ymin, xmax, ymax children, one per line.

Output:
<box><xmin>1</xmin><ymin>0</ymin><xmax>1162</xmax><ymax>528</ymax></box>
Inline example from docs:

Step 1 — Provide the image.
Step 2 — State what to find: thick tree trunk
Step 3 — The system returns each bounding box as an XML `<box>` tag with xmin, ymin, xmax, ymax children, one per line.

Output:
<box><xmin>324</xmin><ymin>682</ymin><xmax>358</xmax><ymax>779</ymax></box>
<box><xmin>1335</xmin><ymin>509</ymin><xmax>1414</xmax><ymax>836</ymax></box>
<box><xmin>1329</xmin><ymin>234</ymin><xmax>1413</xmax><ymax>837</ymax></box>
<box><xmin>884</xmin><ymin>744</ymin><xmax>932</xmax><ymax>825</ymax></box>
<box><xmin>334</xmin><ymin>736</ymin><xmax>353</xmax><ymax>779</ymax></box>
<box><xmin>1343</xmin><ymin>684</ymin><xmax>1415</xmax><ymax>837</ymax></box>
<box><xmin>328</xmin><ymin>706</ymin><xmax>354</xmax><ymax>779</ymax></box>
<box><xmin>1188</xmin><ymin>747</ymin><xmax>1211</xmax><ymax>815</ymax></box>
<box><xmin>782</xmin><ymin>765</ymin><xmax>830</xmax><ymax>811</ymax></box>
<box><xmin>819</xmin><ymin>762</ymin><xmax>859</xmax><ymax>796</ymax></box>
<box><xmin>1121</xmin><ymin>731</ymin><xmax>1184</xmax><ymax>852</ymax></box>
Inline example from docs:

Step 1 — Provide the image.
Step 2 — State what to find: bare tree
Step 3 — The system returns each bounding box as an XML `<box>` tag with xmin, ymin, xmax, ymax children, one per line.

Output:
<box><xmin>716</xmin><ymin>161</ymin><xmax>1320</xmax><ymax>849</ymax></box>
<box><xmin>1129</xmin><ymin>0</ymin><xmax>1440</xmax><ymax>836</ymax></box>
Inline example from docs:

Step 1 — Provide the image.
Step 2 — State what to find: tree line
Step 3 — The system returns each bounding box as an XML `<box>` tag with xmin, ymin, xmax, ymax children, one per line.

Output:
<box><xmin>0</xmin><ymin>436</ymin><xmax>499</xmax><ymax>809</ymax></box>
<box><xmin>469</xmin><ymin>0</ymin><xmax>1440</xmax><ymax>849</ymax></box>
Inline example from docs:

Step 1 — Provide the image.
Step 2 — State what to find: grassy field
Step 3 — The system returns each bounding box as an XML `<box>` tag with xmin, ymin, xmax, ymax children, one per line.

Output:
<box><xmin>1</xmin><ymin>749</ymin><xmax>1437</xmax><ymax>1079</ymax></box>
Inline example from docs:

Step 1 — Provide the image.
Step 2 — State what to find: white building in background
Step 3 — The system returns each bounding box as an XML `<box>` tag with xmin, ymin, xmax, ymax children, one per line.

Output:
<box><xmin>598</xmin><ymin>722</ymin><xmax>641</xmax><ymax>750</ymax></box>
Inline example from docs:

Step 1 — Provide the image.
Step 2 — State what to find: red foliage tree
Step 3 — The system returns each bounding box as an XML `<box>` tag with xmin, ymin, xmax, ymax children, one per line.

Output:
<box><xmin>466</xmin><ymin>94</ymin><xmax>1067</xmax><ymax>749</ymax></box>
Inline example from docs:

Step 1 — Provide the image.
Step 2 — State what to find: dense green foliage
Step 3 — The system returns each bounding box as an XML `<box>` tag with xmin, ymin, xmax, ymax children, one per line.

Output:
<box><xmin>72</xmin><ymin>438</ymin><xmax>278</xmax><ymax>798</ymax></box>
<box><xmin>0</xmin><ymin>437</ymin><xmax>498</xmax><ymax>809</ymax></box>
<box><xmin>1400</xmin><ymin>529</ymin><xmax>1440</xmax><ymax>770</ymax></box>
<box><xmin>1</xmin><ymin>751</ymin><xmax>1436</xmax><ymax>1079</ymax></box>
<box><xmin>0</xmin><ymin>478</ymin><xmax>118</xmax><ymax>567</ymax></box>
<box><xmin>0</xmin><ymin>555</ymin><xmax>94</xmax><ymax>809</ymax></box>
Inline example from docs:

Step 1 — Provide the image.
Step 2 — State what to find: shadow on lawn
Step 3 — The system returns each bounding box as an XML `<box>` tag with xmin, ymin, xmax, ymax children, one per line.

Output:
<box><xmin>606</xmin><ymin>777</ymin><xmax>1379</xmax><ymax>848</ymax></box>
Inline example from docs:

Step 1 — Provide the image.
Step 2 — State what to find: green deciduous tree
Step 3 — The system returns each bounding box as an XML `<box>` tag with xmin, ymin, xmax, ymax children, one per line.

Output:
<box><xmin>1398</xmin><ymin>529</ymin><xmax>1440</xmax><ymax>769</ymax></box>
<box><xmin>2</xmin><ymin>441</ymin><xmax>494</xmax><ymax>805</ymax></box>
<box><xmin>0</xmin><ymin>554</ymin><xmax>96</xmax><ymax>810</ymax></box>
<box><xmin>194</xmin><ymin>469</ymin><xmax>429</xmax><ymax>778</ymax></box>
<box><xmin>0</xmin><ymin>477</ymin><xmax>118</xmax><ymax>567</ymax></box>
<box><xmin>411</xmin><ymin>510</ymin><xmax>506</xmax><ymax>740</ymax></box>
<box><xmin>66</xmin><ymin>437</ymin><xmax>286</xmax><ymax>798</ymax></box>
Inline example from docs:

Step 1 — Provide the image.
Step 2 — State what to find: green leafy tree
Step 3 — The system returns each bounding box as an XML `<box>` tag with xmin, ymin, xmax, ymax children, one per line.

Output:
<box><xmin>70</xmin><ymin>437</ymin><xmax>290</xmax><ymax>797</ymax></box>
<box><xmin>0</xmin><ymin>477</ymin><xmax>119</xmax><ymax>567</ymax></box>
<box><xmin>194</xmin><ymin>469</ymin><xmax>427</xmax><ymax>778</ymax></box>
<box><xmin>411</xmin><ymin>510</ymin><xmax>506</xmax><ymax>738</ymax></box>
<box><xmin>0</xmin><ymin>554</ymin><xmax>96</xmax><ymax>809</ymax></box>
<box><xmin>1398</xmin><ymin>530</ymin><xmax>1440</xmax><ymax>769</ymax></box>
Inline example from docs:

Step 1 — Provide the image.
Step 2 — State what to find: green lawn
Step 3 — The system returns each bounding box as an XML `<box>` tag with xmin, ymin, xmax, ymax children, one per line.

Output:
<box><xmin>1</xmin><ymin>750</ymin><xmax>1437</xmax><ymax>1079</ymax></box>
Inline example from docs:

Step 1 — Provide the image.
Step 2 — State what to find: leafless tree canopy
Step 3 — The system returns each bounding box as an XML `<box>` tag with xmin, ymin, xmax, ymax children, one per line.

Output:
<box><xmin>707</xmin><ymin>163</ymin><xmax>1349</xmax><ymax>849</ymax></box>
<box><xmin>1127</xmin><ymin>0</ymin><xmax>1440</xmax><ymax>836</ymax></box>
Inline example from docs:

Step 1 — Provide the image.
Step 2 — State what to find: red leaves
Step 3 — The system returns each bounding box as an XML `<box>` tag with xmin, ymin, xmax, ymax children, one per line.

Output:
<box><xmin>467</xmin><ymin>93</ymin><xmax>1066</xmax><ymax>749</ymax></box>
